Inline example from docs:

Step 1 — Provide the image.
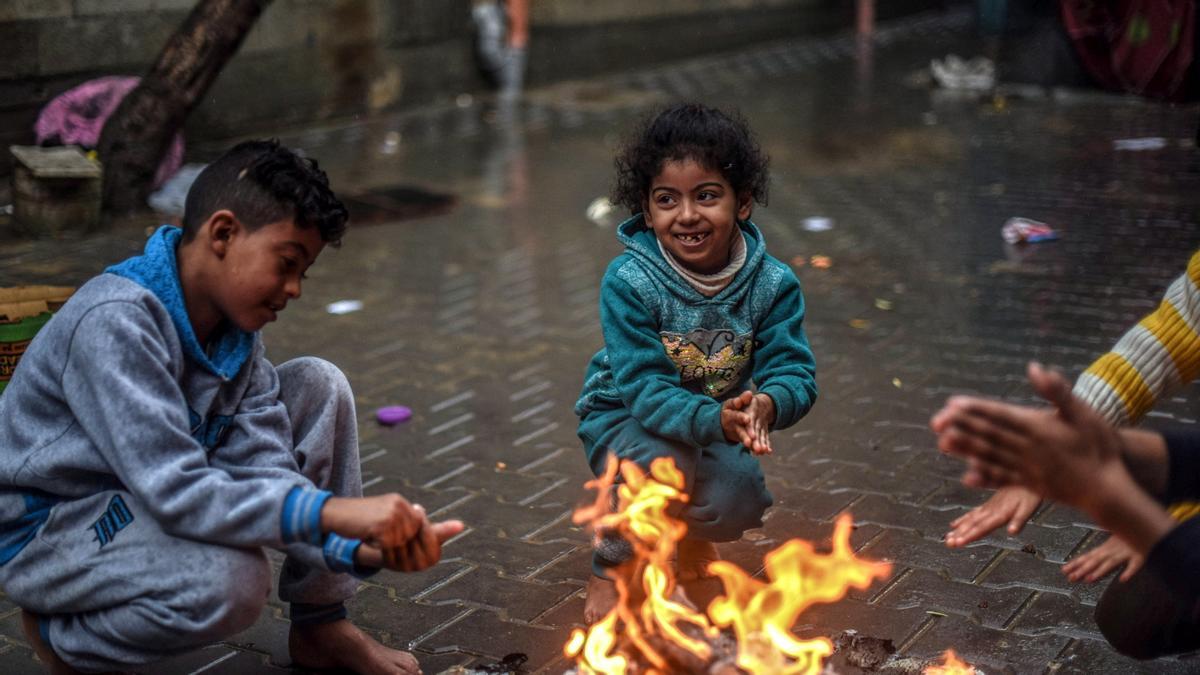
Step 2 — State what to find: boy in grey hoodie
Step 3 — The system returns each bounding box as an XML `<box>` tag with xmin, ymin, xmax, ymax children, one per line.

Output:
<box><xmin>0</xmin><ymin>140</ymin><xmax>461</xmax><ymax>674</ymax></box>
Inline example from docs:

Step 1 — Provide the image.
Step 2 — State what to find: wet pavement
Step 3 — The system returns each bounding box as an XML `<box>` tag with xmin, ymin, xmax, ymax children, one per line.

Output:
<box><xmin>3</xmin><ymin>8</ymin><xmax>1200</xmax><ymax>674</ymax></box>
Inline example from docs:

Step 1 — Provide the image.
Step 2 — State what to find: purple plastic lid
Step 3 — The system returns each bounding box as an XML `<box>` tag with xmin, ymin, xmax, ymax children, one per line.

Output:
<box><xmin>376</xmin><ymin>405</ymin><xmax>412</xmax><ymax>425</ymax></box>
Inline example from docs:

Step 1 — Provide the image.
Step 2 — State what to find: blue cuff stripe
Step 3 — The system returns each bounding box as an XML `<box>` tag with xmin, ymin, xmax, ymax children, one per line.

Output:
<box><xmin>324</xmin><ymin>534</ymin><xmax>377</xmax><ymax>579</ymax></box>
<box><xmin>281</xmin><ymin>488</ymin><xmax>332</xmax><ymax>545</ymax></box>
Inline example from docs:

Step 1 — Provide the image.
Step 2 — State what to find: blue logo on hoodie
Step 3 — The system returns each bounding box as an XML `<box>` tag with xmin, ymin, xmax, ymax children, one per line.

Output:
<box><xmin>90</xmin><ymin>495</ymin><xmax>134</xmax><ymax>547</ymax></box>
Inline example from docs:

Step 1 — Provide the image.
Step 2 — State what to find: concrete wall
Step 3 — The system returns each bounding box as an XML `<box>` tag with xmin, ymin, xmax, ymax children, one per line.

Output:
<box><xmin>1</xmin><ymin>0</ymin><xmax>945</xmax><ymax>176</ymax></box>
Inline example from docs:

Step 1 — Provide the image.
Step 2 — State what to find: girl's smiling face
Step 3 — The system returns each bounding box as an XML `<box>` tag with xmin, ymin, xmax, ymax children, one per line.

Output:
<box><xmin>644</xmin><ymin>158</ymin><xmax>751</xmax><ymax>275</ymax></box>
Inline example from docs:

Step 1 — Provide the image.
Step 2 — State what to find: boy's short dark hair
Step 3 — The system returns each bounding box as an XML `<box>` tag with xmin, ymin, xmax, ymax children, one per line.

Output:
<box><xmin>613</xmin><ymin>103</ymin><xmax>769</xmax><ymax>216</ymax></box>
<box><xmin>182</xmin><ymin>140</ymin><xmax>348</xmax><ymax>246</ymax></box>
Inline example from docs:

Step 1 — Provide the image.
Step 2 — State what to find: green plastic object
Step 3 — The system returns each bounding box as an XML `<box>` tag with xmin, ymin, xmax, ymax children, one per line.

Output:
<box><xmin>0</xmin><ymin>311</ymin><xmax>53</xmax><ymax>394</ymax></box>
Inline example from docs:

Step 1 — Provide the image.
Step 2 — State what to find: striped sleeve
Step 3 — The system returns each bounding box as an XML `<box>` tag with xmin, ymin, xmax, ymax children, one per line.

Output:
<box><xmin>1073</xmin><ymin>250</ymin><xmax>1200</xmax><ymax>426</ymax></box>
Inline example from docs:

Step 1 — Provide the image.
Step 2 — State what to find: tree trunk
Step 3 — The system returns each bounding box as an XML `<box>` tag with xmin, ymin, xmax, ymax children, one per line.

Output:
<box><xmin>98</xmin><ymin>0</ymin><xmax>272</xmax><ymax>214</ymax></box>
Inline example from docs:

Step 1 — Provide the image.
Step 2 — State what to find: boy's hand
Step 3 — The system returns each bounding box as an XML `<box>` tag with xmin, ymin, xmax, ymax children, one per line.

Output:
<box><xmin>359</xmin><ymin>518</ymin><xmax>465</xmax><ymax>572</ymax></box>
<box><xmin>321</xmin><ymin>494</ymin><xmax>425</xmax><ymax>549</ymax></box>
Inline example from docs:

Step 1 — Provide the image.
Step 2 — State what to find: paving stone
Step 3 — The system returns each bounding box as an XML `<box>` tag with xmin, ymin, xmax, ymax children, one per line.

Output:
<box><xmin>530</xmin><ymin>545</ymin><xmax>594</xmax><ymax>585</ymax></box>
<box><xmin>817</xmin><ymin>465</ymin><xmax>940</xmax><ymax>503</ymax></box>
<box><xmin>366</xmin><ymin>560</ymin><xmax>477</xmax><ymax>600</ymax></box>
<box><xmin>414</xmin><ymin>609</ymin><xmax>566</xmax><ymax>670</ymax></box>
<box><xmin>442</xmin><ymin>531</ymin><xmax>576</xmax><ymax>576</ymax></box>
<box><xmin>436</xmin><ymin>494</ymin><xmax>571</xmax><ymax>540</ymax></box>
<box><xmin>419</xmin><ymin>568</ymin><xmax>579</xmax><ymax>622</ymax></box>
<box><xmin>903</xmin><ymin>617</ymin><xmax>1071</xmax><ymax>674</ymax></box>
<box><xmin>871</xmin><ymin>568</ymin><xmax>1032</xmax><ymax>629</ymax></box>
<box><xmin>1007</xmin><ymin>590</ymin><xmax>1101</xmax><ymax>640</ymax></box>
<box><xmin>530</xmin><ymin>590</ymin><xmax>587</xmax><ymax>630</ymax></box>
<box><xmin>350</xmin><ymin>586</ymin><xmax>472</xmax><ymax>648</ymax></box>
<box><xmin>977</xmin><ymin>550</ymin><xmax>1104</xmax><ymax>605</ymax></box>
<box><xmin>792</xmin><ymin>598</ymin><xmax>928</xmax><ymax>645</ymax></box>
<box><xmin>1051</xmin><ymin>638</ymin><xmax>1199</xmax><ymax>675</ymax></box>
<box><xmin>857</xmin><ymin>528</ymin><xmax>998</xmax><ymax>582</ymax></box>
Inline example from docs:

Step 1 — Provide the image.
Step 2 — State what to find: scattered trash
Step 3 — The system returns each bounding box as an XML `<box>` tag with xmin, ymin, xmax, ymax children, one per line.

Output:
<box><xmin>1001</xmin><ymin>217</ymin><xmax>1058</xmax><ymax>244</ymax></box>
<box><xmin>811</xmin><ymin>255</ymin><xmax>833</xmax><ymax>269</ymax></box>
<box><xmin>1113</xmin><ymin>137</ymin><xmax>1167</xmax><ymax>151</ymax></box>
<box><xmin>477</xmin><ymin>653</ymin><xmax>529</xmax><ymax>674</ymax></box>
<box><xmin>35</xmin><ymin>76</ymin><xmax>184</xmax><ymax>189</ymax></box>
<box><xmin>585</xmin><ymin>196</ymin><xmax>617</xmax><ymax>226</ymax></box>
<box><xmin>833</xmin><ymin>630</ymin><xmax>896</xmax><ymax>671</ymax></box>
<box><xmin>456</xmin><ymin>93</ymin><xmax>474</xmax><ymax>108</ymax></box>
<box><xmin>0</xmin><ymin>204</ymin><xmax>12</xmax><ymax>216</ymax></box>
<box><xmin>495</xmin><ymin>461</ymin><xmax>507</xmax><ymax>471</ymax></box>
<box><xmin>850</xmin><ymin>319</ymin><xmax>870</xmax><ymax>330</ymax></box>
<box><xmin>874</xmin><ymin>298</ymin><xmax>893</xmax><ymax>311</ymax></box>
<box><xmin>375</xmin><ymin>405</ymin><xmax>412</xmax><ymax>426</ymax></box>
<box><xmin>1021</xmin><ymin>543</ymin><xmax>1037</xmax><ymax>555</ymax></box>
<box><xmin>147</xmin><ymin>163</ymin><xmax>206</xmax><ymax>216</ymax></box>
<box><xmin>325</xmin><ymin>299</ymin><xmax>364</xmax><ymax>315</ymax></box>
<box><xmin>892</xmin><ymin>378</ymin><xmax>903</xmax><ymax>388</ymax></box>
<box><xmin>925</xmin><ymin>610</ymin><xmax>947</xmax><ymax>617</ymax></box>
<box><xmin>380</xmin><ymin>131</ymin><xmax>401</xmax><ymax>155</ymax></box>
<box><xmin>802</xmin><ymin>216</ymin><xmax>833</xmax><ymax>232</ymax></box>
<box><xmin>930</xmin><ymin>55</ymin><xmax>995</xmax><ymax>91</ymax></box>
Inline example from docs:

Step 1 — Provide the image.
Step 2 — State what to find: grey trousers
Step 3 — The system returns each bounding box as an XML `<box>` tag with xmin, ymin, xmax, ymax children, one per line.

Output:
<box><xmin>1</xmin><ymin>357</ymin><xmax>362</xmax><ymax>672</ymax></box>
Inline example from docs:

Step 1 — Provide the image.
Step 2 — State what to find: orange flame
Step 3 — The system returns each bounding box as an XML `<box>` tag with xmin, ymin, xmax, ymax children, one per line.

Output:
<box><xmin>923</xmin><ymin>649</ymin><xmax>977</xmax><ymax>674</ymax></box>
<box><xmin>708</xmin><ymin>513</ymin><xmax>892</xmax><ymax>674</ymax></box>
<box><xmin>565</xmin><ymin>455</ymin><xmax>893</xmax><ymax>674</ymax></box>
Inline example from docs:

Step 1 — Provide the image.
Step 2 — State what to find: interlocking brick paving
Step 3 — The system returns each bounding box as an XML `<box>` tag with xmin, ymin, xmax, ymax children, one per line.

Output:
<box><xmin>2</xmin><ymin>8</ymin><xmax>1199</xmax><ymax>674</ymax></box>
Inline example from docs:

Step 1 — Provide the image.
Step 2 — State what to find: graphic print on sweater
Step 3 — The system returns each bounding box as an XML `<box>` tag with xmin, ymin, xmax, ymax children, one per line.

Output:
<box><xmin>660</xmin><ymin>328</ymin><xmax>754</xmax><ymax>396</ymax></box>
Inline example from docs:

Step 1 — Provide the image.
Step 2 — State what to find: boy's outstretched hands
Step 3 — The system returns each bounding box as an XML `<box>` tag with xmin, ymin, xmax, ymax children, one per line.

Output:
<box><xmin>930</xmin><ymin>362</ymin><xmax>1126</xmax><ymax>511</ymax></box>
<box><xmin>321</xmin><ymin>494</ymin><xmax>465</xmax><ymax>572</ymax></box>
<box><xmin>721</xmin><ymin>391</ymin><xmax>776</xmax><ymax>455</ymax></box>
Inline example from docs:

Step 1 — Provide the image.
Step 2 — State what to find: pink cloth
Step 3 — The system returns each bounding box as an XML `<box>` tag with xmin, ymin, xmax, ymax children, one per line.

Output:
<box><xmin>35</xmin><ymin>76</ymin><xmax>185</xmax><ymax>188</ymax></box>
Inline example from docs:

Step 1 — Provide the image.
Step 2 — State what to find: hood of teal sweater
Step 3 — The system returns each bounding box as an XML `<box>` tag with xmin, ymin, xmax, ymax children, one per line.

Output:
<box><xmin>105</xmin><ymin>225</ymin><xmax>254</xmax><ymax>380</ymax></box>
<box><xmin>615</xmin><ymin>213</ymin><xmax>767</xmax><ymax>301</ymax></box>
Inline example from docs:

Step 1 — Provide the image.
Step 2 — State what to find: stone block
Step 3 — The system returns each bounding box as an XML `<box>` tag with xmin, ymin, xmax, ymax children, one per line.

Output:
<box><xmin>10</xmin><ymin>145</ymin><xmax>101</xmax><ymax>236</ymax></box>
<box><xmin>419</xmin><ymin>567</ymin><xmax>578</xmax><ymax>621</ymax></box>
<box><xmin>74</xmin><ymin>0</ymin><xmax>155</xmax><ymax>16</ymax></box>
<box><xmin>0</xmin><ymin>0</ymin><xmax>71</xmax><ymax>22</ymax></box>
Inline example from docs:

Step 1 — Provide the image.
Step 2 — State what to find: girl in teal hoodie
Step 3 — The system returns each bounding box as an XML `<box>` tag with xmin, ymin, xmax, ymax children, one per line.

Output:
<box><xmin>575</xmin><ymin>103</ymin><xmax>817</xmax><ymax>621</ymax></box>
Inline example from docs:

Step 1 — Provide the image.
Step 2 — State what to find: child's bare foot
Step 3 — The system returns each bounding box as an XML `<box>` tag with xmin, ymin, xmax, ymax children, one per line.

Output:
<box><xmin>677</xmin><ymin>539</ymin><xmax>724</xmax><ymax>612</ymax></box>
<box><xmin>584</xmin><ymin>574</ymin><xmax>619</xmax><ymax>625</ymax></box>
<box><xmin>290</xmin><ymin>619</ymin><xmax>421</xmax><ymax>675</ymax></box>
<box><xmin>21</xmin><ymin>610</ymin><xmax>81</xmax><ymax>675</ymax></box>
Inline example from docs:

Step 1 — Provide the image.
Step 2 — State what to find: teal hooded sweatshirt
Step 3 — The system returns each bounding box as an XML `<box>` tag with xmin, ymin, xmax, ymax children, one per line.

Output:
<box><xmin>575</xmin><ymin>215</ymin><xmax>817</xmax><ymax>447</ymax></box>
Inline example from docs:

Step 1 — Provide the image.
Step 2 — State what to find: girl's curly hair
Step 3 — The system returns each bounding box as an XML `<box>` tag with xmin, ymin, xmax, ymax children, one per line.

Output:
<box><xmin>612</xmin><ymin>103</ymin><xmax>769</xmax><ymax>216</ymax></box>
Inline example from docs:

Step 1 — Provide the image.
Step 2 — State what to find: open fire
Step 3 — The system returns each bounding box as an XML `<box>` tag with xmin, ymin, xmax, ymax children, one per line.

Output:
<box><xmin>565</xmin><ymin>456</ymin><xmax>977</xmax><ymax>674</ymax></box>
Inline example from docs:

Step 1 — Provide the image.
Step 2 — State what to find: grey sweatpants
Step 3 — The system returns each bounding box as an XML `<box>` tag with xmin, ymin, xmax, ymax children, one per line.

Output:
<box><xmin>0</xmin><ymin>357</ymin><xmax>362</xmax><ymax>672</ymax></box>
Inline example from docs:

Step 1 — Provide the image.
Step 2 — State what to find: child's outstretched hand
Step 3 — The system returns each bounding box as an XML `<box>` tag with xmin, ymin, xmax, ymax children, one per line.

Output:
<box><xmin>745</xmin><ymin>393</ymin><xmax>776</xmax><ymax>455</ymax></box>
<box><xmin>721</xmin><ymin>391</ymin><xmax>776</xmax><ymax>455</ymax></box>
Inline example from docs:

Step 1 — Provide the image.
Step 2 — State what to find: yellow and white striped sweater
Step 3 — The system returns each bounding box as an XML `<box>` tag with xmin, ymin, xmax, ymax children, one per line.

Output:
<box><xmin>1073</xmin><ymin>249</ymin><xmax>1200</xmax><ymax>427</ymax></box>
<box><xmin>1072</xmin><ymin>249</ymin><xmax>1200</xmax><ymax>520</ymax></box>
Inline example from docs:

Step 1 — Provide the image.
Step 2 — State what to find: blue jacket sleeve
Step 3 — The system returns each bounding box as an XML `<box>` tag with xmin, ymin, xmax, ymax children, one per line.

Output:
<box><xmin>751</xmin><ymin>266</ymin><xmax>817</xmax><ymax>430</ymax></box>
<box><xmin>600</xmin><ymin>271</ymin><xmax>726</xmax><ymax>447</ymax></box>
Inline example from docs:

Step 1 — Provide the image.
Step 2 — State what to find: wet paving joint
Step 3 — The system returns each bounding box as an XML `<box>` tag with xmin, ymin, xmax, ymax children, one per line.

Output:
<box><xmin>2</xmin><ymin>5</ymin><xmax>1200</xmax><ymax>674</ymax></box>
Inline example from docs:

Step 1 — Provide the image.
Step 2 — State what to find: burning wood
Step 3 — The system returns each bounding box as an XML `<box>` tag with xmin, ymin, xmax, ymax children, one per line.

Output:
<box><xmin>564</xmin><ymin>456</ymin><xmax>899</xmax><ymax>674</ymax></box>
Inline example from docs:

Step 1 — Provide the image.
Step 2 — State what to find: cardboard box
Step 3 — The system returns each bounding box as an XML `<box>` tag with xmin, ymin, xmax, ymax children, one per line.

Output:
<box><xmin>0</xmin><ymin>286</ymin><xmax>75</xmax><ymax>393</ymax></box>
